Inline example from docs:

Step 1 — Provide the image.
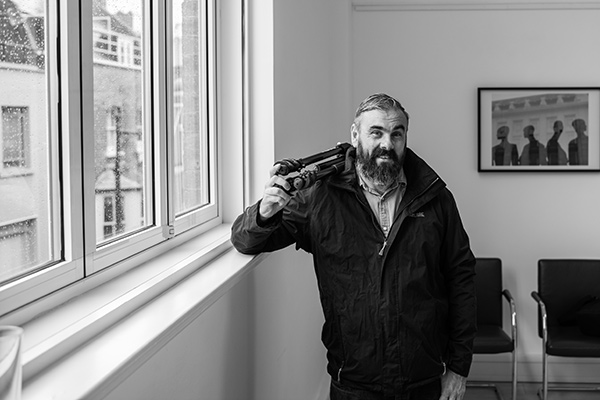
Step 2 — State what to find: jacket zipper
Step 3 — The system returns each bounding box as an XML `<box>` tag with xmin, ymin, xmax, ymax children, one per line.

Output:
<box><xmin>337</xmin><ymin>361</ymin><xmax>345</xmax><ymax>382</ymax></box>
<box><xmin>378</xmin><ymin>240</ymin><xmax>387</xmax><ymax>256</ymax></box>
<box><xmin>373</xmin><ymin>177</ymin><xmax>442</xmax><ymax>258</ymax></box>
<box><xmin>337</xmin><ymin>316</ymin><xmax>346</xmax><ymax>382</ymax></box>
<box><xmin>353</xmin><ymin>191</ymin><xmax>389</xmax><ymax>257</ymax></box>
<box><xmin>380</xmin><ymin>178</ymin><xmax>442</xmax><ymax>257</ymax></box>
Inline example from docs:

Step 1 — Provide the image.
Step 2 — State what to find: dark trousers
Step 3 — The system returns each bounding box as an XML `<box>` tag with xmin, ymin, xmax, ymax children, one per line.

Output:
<box><xmin>330</xmin><ymin>378</ymin><xmax>441</xmax><ymax>400</ymax></box>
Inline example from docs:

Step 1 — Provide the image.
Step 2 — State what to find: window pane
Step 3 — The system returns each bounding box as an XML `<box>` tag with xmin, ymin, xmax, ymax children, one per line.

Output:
<box><xmin>93</xmin><ymin>0</ymin><xmax>150</xmax><ymax>245</ymax></box>
<box><xmin>172</xmin><ymin>0</ymin><xmax>210</xmax><ymax>216</ymax></box>
<box><xmin>0</xmin><ymin>1</ymin><xmax>57</xmax><ymax>284</ymax></box>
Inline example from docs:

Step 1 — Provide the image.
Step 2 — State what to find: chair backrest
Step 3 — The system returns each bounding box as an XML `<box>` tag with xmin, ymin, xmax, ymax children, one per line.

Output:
<box><xmin>538</xmin><ymin>259</ymin><xmax>600</xmax><ymax>329</ymax></box>
<box><xmin>475</xmin><ymin>257</ymin><xmax>503</xmax><ymax>327</ymax></box>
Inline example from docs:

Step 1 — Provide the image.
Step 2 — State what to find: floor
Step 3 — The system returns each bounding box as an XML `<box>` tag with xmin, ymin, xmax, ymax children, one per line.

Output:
<box><xmin>465</xmin><ymin>382</ymin><xmax>600</xmax><ymax>400</ymax></box>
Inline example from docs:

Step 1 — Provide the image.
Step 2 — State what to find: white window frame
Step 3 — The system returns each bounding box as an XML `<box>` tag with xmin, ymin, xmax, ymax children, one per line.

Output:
<box><xmin>0</xmin><ymin>0</ymin><xmax>83</xmax><ymax>313</ymax></box>
<box><xmin>0</xmin><ymin>0</ymin><xmax>225</xmax><ymax>316</ymax></box>
<box><xmin>86</xmin><ymin>0</ymin><xmax>220</xmax><ymax>274</ymax></box>
<box><xmin>166</xmin><ymin>0</ymin><xmax>219</xmax><ymax>236</ymax></box>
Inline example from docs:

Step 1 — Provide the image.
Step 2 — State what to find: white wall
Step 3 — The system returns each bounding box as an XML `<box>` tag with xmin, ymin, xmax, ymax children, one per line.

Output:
<box><xmin>349</xmin><ymin>1</ymin><xmax>600</xmax><ymax>382</ymax></box>
<box><xmin>105</xmin><ymin>2</ymin><xmax>600</xmax><ymax>399</ymax></box>
<box><xmin>105</xmin><ymin>250</ymin><xmax>327</xmax><ymax>400</ymax></box>
<box><xmin>105</xmin><ymin>275</ymin><xmax>254</xmax><ymax>400</ymax></box>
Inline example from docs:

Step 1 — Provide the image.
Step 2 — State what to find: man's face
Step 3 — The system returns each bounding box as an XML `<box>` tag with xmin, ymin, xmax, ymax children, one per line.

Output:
<box><xmin>351</xmin><ymin>109</ymin><xmax>408</xmax><ymax>186</ymax></box>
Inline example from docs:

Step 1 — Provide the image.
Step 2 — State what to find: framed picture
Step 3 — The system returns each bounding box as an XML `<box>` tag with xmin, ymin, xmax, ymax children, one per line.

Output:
<box><xmin>478</xmin><ymin>87</ymin><xmax>600</xmax><ymax>172</ymax></box>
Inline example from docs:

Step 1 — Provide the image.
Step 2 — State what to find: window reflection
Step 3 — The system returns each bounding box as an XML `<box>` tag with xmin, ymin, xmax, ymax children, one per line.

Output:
<box><xmin>93</xmin><ymin>0</ymin><xmax>148</xmax><ymax>244</ymax></box>
<box><xmin>0</xmin><ymin>0</ymin><xmax>54</xmax><ymax>284</ymax></box>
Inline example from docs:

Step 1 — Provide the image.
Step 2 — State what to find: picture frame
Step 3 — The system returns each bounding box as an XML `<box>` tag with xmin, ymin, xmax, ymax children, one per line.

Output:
<box><xmin>478</xmin><ymin>87</ymin><xmax>600</xmax><ymax>172</ymax></box>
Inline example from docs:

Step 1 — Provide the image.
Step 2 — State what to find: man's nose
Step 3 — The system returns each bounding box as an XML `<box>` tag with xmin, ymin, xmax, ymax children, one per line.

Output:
<box><xmin>379</xmin><ymin>134</ymin><xmax>393</xmax><ymax>150</ymax></box>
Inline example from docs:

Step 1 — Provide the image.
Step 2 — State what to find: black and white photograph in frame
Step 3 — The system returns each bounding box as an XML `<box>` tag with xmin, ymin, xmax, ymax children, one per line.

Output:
<box><xmin>478</xmin><ymin>87</ymin><xmax>600</xmax><ymax>172</ymax></box>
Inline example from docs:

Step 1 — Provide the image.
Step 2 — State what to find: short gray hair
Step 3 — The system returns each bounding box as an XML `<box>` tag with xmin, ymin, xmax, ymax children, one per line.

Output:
<box><xmin>354</xmin><ymin>93</ymin><xmax>410</xmax><ymax>124</ymax></box>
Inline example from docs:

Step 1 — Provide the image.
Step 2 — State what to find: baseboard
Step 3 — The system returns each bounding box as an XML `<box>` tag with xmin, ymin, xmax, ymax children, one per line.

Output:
<box><xmin>470</xmin><ymin>354</ymin><xmax>600</xmax><ymax>383</ymax></box>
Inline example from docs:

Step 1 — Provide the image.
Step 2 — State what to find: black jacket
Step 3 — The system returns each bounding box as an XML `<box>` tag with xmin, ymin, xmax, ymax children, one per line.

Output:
<box><xmin>231</xmin><ymin>148</ymin><xmax>476</xmax><ymax>395</ymax></box>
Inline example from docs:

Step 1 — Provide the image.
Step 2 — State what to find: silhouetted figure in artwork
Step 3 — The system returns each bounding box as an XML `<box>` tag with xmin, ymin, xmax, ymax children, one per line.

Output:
<box><xmin>569</xmin><ymin>119</ymin><xmax>589</xmax><ymax>165</ymax></box>
<box><xmin>546</xmin><ymin>121</ymin><xmax>567</xmax><ymax>165</ymax></box>
<box><xmin>492</xmin><ymin>126</ymin><xmax>518</xmax><ymax>166</ymax></box>
<box><xmin>519</xmin><ymin>125</ymin><xmax>547</xmax><ymax>165</ymax></box>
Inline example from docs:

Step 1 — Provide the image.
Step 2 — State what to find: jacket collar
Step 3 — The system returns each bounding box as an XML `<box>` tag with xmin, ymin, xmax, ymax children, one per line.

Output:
<box><xmin>330</xmin><ymin>147</ymin><xmax>446</xmax><ymax>202</ymax></box>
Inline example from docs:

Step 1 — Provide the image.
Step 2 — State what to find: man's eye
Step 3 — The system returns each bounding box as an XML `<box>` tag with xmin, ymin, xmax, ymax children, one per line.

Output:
<box><xmin>370</xmin><ymin>130</ymin><xmax>382</xmax><ymax>137</ymax></box>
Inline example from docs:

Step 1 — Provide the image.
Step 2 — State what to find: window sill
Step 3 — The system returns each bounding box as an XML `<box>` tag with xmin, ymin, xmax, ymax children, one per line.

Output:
<box><xmin>18</xmin><ymin>223</ymin><xmax>267</xmax><ymax>400</ymax></box>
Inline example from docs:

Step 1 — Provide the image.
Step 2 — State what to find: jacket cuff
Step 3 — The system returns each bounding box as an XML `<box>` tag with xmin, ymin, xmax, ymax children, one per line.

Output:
<box><xmin>446</xmin><ymin>354</ymin><xmax>472</xmax><ymax>378</ymax></box>
<box><xmin>447</xmin><ymin>364</ymin><xmax>469</xmax><ymax>378</ymax></box>
<box><xmin>255</xmin><ymin>200</ymin><xmax>283</xmax><ymax>227</ymax></box>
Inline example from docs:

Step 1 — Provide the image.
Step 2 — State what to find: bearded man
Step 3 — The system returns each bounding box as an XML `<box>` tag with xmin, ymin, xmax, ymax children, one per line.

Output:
<box><xmin>231</xmin><ymin>93</ymin><xmax>476</xmax><ymax>400</ymax></box>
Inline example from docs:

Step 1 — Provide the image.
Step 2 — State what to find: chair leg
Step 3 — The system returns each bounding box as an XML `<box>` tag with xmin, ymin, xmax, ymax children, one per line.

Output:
<box><xmin>540</xmin><ymin>345</ymin><xmax>548</xmax><ymax>399</ymax></box>
<box><xmin>511</xmin><ymin>349</ymin><xmax>517</xmax><ymax>400</ymax></box>
<box><xmin>536</xmin><ymin>351</ymin><xmax>600</xmax><ymax>399</ymax></box>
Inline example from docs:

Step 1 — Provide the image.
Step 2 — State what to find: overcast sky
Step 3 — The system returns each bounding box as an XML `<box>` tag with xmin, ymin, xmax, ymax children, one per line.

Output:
<box><xmin>14</xmin><ymin>0</ymin><xmax>43</xmax><ymax>14</ymax></box>
<box><xmin>14</xmin><ymin>0</ymin><xmax>142</xmax><ymax>18</ymax></box>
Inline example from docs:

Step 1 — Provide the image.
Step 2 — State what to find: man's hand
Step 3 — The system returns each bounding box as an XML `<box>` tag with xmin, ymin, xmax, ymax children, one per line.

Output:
<box><xmin>439</xmin><ymin>370</ymin><xmax>467</xmax><ymax>400</ymax></box>
<box><xmin>258</xmin><ymin>164</ymin><xmax>294</xmax><ymax>220</ymax></box>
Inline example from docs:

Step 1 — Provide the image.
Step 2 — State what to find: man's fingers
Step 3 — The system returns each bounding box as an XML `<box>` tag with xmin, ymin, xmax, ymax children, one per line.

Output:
<box><xmin>259</xmin><ymin>188</ymin><xmax>292</xmax><ymax>220</ymax></box>
<box><xmin>265</xmin><ymin>174</ymin><xmax>292</xmax><ymax>193</ymax></box>
<box><xmin>259</xmin><ymin>168</ymin><xmax>294</xmax><ymax>220</ymax></box>
<box><xmin>439</xmin><ymin>371</ymin><xmax>466</xmax><ymax>400</ymax></box>
<box><xmin>263</xmin><ymin>181</ymin><xmax>293</xmax><ymax>209</ymax></box>
<box><xmin>264</xmin><ymin>186</ymin><xmax>291</xmax><ymax>202</ymax></box>
<box><xmin>269</xmin><ymin>163</ymin><xmax>286</xmax><ymax>177</ymax></box>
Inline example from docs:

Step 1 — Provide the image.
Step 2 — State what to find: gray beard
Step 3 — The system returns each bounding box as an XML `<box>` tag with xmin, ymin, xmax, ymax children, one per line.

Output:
<box><xmin>356</xmin><ymin>142</ymin><xmax>403</xmax><ymax>188</ymax></box>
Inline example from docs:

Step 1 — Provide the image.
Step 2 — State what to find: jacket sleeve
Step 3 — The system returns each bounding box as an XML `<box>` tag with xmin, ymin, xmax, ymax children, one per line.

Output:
<box><xmin>230</xmin><ymin>191</ymin><xmax>311</xmax><ymax>255</ymax></box>
<box><xmin>440</xmin><ymin>189</ymin><xmax>477</xmax><ymax>377</ymax></box>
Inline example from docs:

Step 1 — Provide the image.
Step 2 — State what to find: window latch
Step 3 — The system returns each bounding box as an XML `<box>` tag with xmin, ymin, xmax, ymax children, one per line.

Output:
<box><xmin>163</xmin><ymin>225</ymin><xmax>175</xmax><ymax>239</ymax></box>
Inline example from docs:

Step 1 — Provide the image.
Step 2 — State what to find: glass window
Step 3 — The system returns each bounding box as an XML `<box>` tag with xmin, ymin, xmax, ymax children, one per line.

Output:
<box><xmin>0</xmin><ymin>219</ymin><xmax>36</xmax><ymax>283</ymax></box>
<box><xmin>172</xmin><ymin>0</ymin><xmax>211</xmax><ymax>217</ymax></box>
<box><xmin>93</xmin><ymin>0</ymin><xmax>150</xmax><ymax>245</ymax></box>
<box><xmin>1</xmin><ymin>0</ymin><xmax>224</xmax><ymax>316</ymax></box>
<box><xmin>0</xmin><ymin>0</ymin><xmax>58</xmax><ymax>285</ymax></box>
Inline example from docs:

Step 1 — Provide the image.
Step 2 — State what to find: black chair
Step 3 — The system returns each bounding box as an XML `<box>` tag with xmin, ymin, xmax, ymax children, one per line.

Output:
<box><xmin>531</xmin><ymin>259</ymin><xmax>600</xmax><ymax>400</ymax></box>
<box><xmin>468</xmin><ymin>258</ymin><xmax>517</xmax><ymax>400</ymax></box>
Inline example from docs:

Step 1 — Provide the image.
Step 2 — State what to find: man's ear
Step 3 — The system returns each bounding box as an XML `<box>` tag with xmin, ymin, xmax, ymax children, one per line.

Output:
<box><xmin>351</xmin><ymin>123</ymin><xmax>359</xmax><ymax>147</ymax></box>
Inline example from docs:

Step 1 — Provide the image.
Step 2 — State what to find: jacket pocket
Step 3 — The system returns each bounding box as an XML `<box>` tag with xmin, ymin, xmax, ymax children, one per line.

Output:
<box><xmin>408</xmin><ymin>338</ymin><xmax>446</xmax><ymax>383</ymax></box>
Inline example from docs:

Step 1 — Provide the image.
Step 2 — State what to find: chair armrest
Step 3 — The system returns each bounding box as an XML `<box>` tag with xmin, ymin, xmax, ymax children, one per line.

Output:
<box><xmin>502</xmin><ymin>289</ymin><xmax>514</xmax><ymax>302</ymax></box>
<box><xmin>503</xmin><ymin>289</ymin><xmax>517</xmax><ymax>345</ymax></box>
<box><xmin>531</xmin><ymin>291</ymin><xmax>548</xmax><ymax>341</ymax></box>
<box><xmin>531</xmin><ymin>291</ymin><xmax>543</xmax><ymax>304</ymax></box>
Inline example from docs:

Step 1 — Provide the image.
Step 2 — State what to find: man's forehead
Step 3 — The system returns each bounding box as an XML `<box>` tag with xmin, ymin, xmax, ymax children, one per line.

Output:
<box><xmin>358</xmin><ymin>109</ymin><xmax>407</xmax><ymax>127</ymax></box>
